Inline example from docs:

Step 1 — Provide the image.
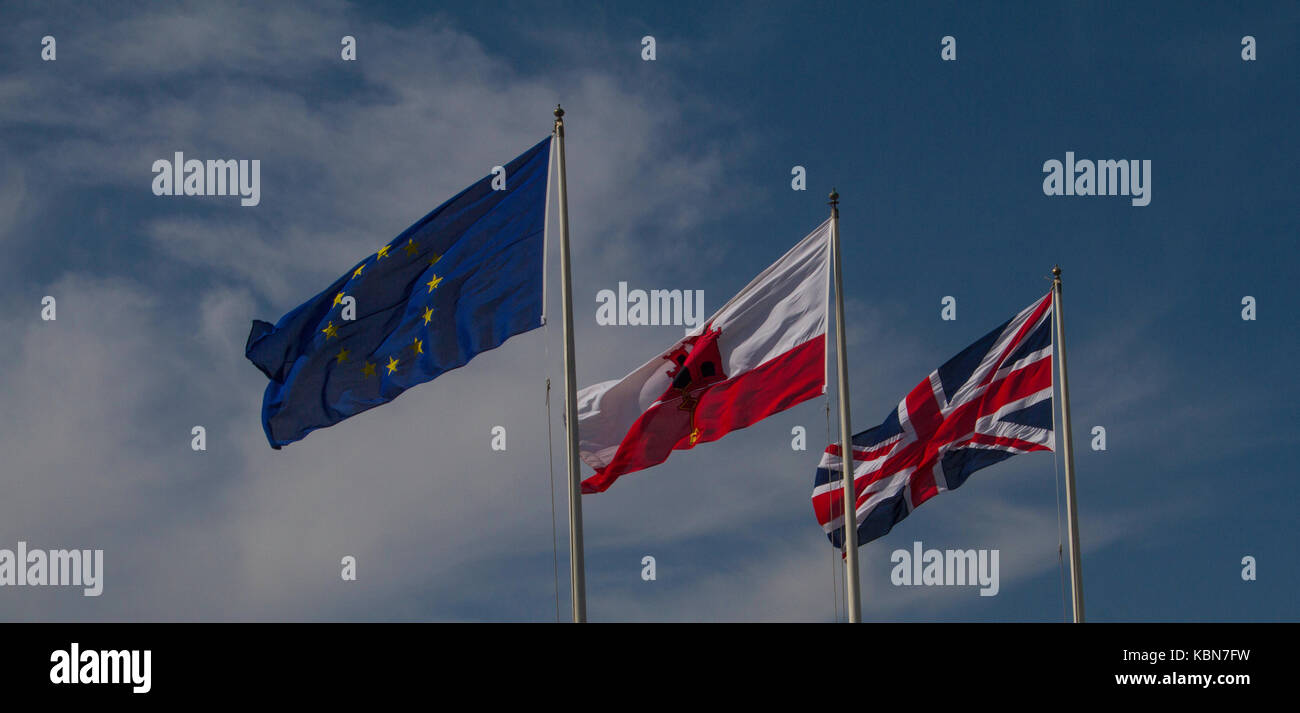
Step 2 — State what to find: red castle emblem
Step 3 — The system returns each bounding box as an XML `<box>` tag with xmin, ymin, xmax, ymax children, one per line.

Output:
<box><xmin>658</xmin><ymin>323</ymin><xmax>726</xmax><ymax>446</ymax></box>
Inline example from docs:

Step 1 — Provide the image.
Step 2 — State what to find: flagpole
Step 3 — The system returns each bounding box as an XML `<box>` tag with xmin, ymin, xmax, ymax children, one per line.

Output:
<box><xmin>829</xmin><ymin>189</ymin><xmax>861</xmax><ymax>623</ymax></box>
<box><xmin>554</xmin><ymin>105</ymin><xmax>588</xmax><ymax>622</ymax></box>
<box><xmin>1052</xmin><ymin>266</ymin><xmax>1085</xmax><ymax>623</ymax></box>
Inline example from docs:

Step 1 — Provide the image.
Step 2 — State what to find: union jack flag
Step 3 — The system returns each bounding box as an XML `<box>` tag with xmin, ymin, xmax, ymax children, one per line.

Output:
<box><xmin>812</xmin><ymin>292</ymin><xmax>1056</xmax><ymax>548</ymax></box>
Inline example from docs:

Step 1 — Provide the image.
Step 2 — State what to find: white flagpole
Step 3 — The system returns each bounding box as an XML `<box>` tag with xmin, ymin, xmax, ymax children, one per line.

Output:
<box><xmin>1052</xmin><ymin>266</ymin><xmax>1085</xmax><ymax>623</ymax></box>
<box><xmin>830</xmin><ymin>190</ymin><xmax>861</xmax><ymax>622</ymax></box>
<box><xmin>554</xmin><ymin>105</ymin><xmax>588</xmax><ymax>622</ymax></box>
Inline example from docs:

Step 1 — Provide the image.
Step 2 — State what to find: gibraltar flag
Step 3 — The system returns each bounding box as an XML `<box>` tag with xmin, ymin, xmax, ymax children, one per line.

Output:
<box><xmin>577</xmin><ymin>220</ymin><xmax>831</xmax><ymax>493</ymax></box>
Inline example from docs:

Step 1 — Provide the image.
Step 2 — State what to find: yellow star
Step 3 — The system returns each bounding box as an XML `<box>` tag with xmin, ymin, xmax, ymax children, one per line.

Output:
<box><xmin>429</xmin><ymin>254</ymin><xmax>441</xmax><ymax>266</ymax></box>
<box><xmin>333</xmin><ymin>291</ymin><xmax>345</xmax><ymax>306</ymax></box>
<box><xmin>403</xmin><ymin>239</ymin><xmax>419</xmax><ymax>257</ymax></box>
<box><xmin>321</xmin><ymin>321</ymin><xmax>339</xmax><ymax>340</ymax></box>
<box><xmin>426</xmin><ymin>274</ymin><xmax>443</xmax><ymax>293</ymax></box>
<box><xmin>377</xmin><ymin>245</ymin><xmax>390</xmax><ymax>260</ymax></box>
<box><xmin>421</xmin><ymin>306</ymin><xmax>434</xmax><ymax>325</ymax></box>
<box><xmin>386</xmin><ymin>356</ymin><xmax>400</xmax><ymax>374</ymax></box>
<box><xmin>353</xmin><ymin>263</ymin><xmax>365</xmax><ymax>278</ymax></box>
<box><xmin>335</xmin><ymin>347</ymin><xmax>350</xmax><ymax>364</ymax></box>
<box><xmin>412</xmin><ymin>337</ymin><xmax>423</xmax><ymax>355</ymax></box>
<box><xmin>362</xmin><ymin>361</ymin><xmax>376</xmax><ymax>378</ymax></box>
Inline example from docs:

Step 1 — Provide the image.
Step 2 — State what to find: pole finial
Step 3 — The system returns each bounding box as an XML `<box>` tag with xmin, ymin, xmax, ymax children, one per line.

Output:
<box><xmin>828</xmin><ymin>188</ymin><xmax>839</xmax><ymax>206</ymax></box>
<box><xmin>1052</xmin><ymin>265</ymin><xmax>1061</xmax><ymax>279</ymax></box>
<box><xmin>554</xmin><ymin>104</ymin><xmax>564</xmax><ymax>119</ymax></box>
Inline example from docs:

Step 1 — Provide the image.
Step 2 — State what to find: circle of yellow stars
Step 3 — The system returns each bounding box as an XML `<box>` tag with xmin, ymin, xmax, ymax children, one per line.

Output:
<box><xmin>319</xmin><ymin>239</ymin><xmax>446</xmax><ymax>382</ymax></box>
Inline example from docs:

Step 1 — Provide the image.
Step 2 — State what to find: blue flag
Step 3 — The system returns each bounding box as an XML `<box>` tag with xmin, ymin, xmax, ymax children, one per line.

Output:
<box><xmin>245</xmin><ymin>136</ymin><xmax>551</xmax><ymax>448</ymax></box>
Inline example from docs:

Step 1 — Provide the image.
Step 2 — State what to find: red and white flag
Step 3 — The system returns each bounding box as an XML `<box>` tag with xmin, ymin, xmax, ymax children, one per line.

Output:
<box><xmin>577</xmin><ymin>220</ymin><xmax>831</xmax><ymax>493</ymax></box>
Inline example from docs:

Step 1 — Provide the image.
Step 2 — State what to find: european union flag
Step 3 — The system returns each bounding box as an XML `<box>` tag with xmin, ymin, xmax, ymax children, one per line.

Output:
<box><xmin>245</xmin><ymin>136</ymin><xmax>551</xmax><ymax>448</ymax></box>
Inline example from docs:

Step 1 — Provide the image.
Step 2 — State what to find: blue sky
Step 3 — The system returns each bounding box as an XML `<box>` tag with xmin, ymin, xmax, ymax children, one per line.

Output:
<box><xmin>0</xmin><ymin>1</ymin><xmax>1295</xmax><ymax>621</ymax></box>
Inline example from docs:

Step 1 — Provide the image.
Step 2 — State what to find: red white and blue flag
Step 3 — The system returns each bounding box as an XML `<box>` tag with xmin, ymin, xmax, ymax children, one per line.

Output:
<box><xmin>812</xmin><ymin>292</ymin><xmax>1056</xmax><ymax>548</ymax></box>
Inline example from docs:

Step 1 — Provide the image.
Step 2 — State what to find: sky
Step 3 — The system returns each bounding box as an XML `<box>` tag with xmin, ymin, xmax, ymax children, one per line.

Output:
<box><xmin>0</xmin><ymin>1</ymin><xmax>1295</xmax><ymax>622</ymax></box>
